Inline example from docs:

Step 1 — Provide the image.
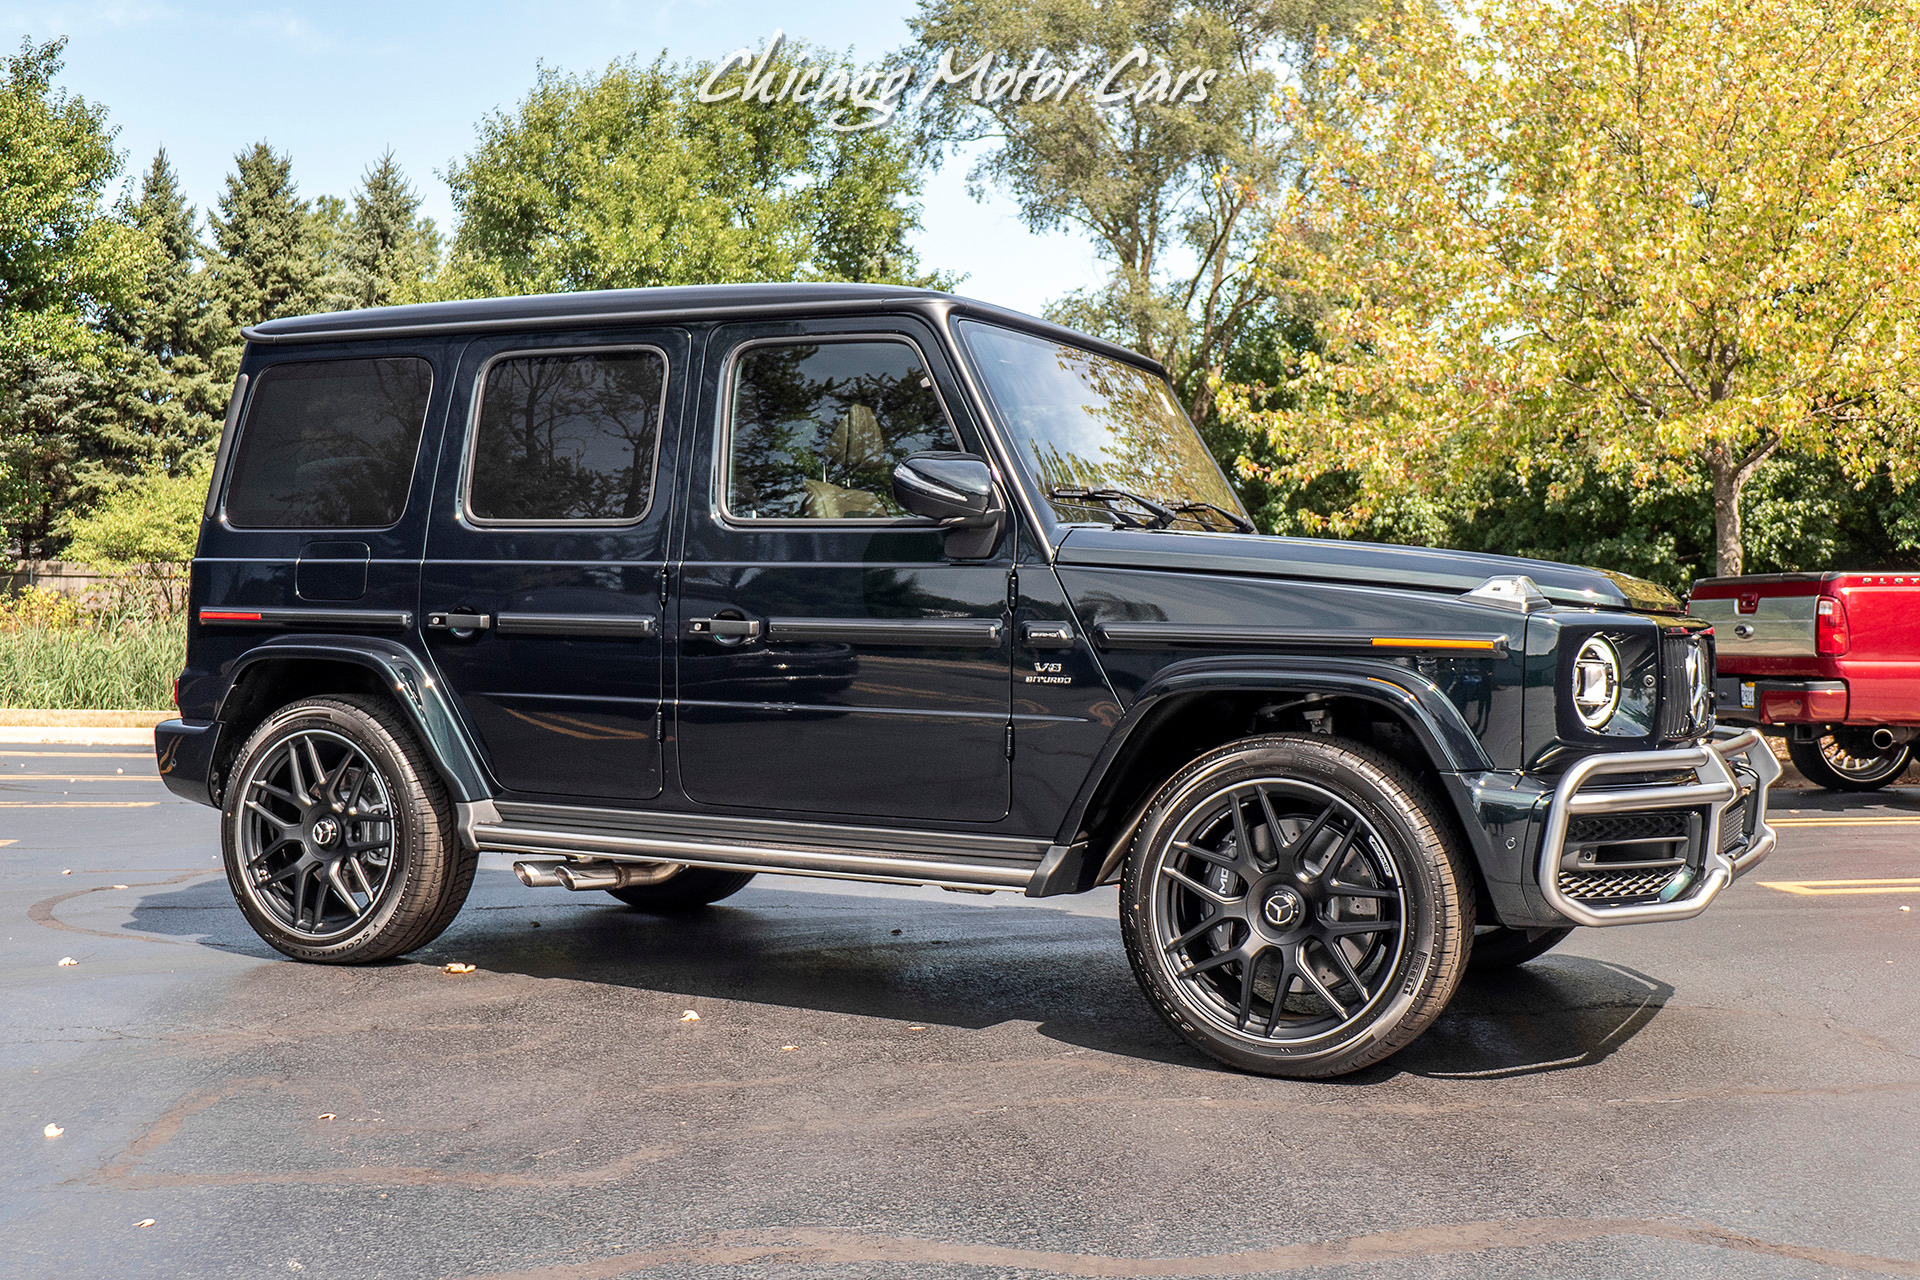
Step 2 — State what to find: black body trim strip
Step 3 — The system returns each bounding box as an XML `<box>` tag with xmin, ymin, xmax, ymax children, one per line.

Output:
<box><xmin>199</xmin><ymin>606</ymin><xmax>413</xmax><ymax>630</ymax></box>
<box><xmin>494</xmin><ymin>613</ymin><xmax>658</xmax><ymax>638</ymax></box>
<box><xmin>765</xmin><ymin>617</ymin><xmax>1005</xmax><ymax>646</ymax></box>
<box><xmin>1093</xmin><ymin>622</ymin><xmax>1508</xmax><ymax>656</ymax></box>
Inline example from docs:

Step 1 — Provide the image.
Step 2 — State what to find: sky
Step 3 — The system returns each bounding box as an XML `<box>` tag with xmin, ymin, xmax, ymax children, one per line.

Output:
<box><xmin>3</xmin><ymin>1</ymin><xmax>1104</xmax><ymax>316</ymax></box>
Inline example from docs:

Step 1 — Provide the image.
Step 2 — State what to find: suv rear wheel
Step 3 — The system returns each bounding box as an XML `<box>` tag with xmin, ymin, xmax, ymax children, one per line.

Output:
<box><xmin>221</xmin><ymin>696</ymin><xmax>475</xmax><ymax>963</ymax></box>
<box><xmin>1120</xmin><ymin>734</ymin><xmax>1473</xmax><ymax>1078</ymax></box>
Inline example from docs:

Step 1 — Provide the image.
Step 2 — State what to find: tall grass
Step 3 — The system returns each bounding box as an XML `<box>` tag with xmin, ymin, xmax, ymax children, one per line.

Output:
<box><xmin>0</xmin><ymin>611</ymin><xmax>184</xmax><ymax>710</ymax></box>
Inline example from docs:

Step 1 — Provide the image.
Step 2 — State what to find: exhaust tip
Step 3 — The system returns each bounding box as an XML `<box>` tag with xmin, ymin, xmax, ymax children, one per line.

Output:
<box><xmin>1873</xmin><ymin>728</ymin><xmax>1898</xmax><ymax>751</ymax></box>
<box><xmin>513</xmin><ymin>861</ymin><xmax>567</xmax><ymax>888</ymax></box>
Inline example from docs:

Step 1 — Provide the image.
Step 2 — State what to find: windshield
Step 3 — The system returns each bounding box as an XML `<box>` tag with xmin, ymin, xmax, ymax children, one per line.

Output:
<box><xmin>957</xmin><ymin>320</ymin><xmax>1249</xmax><ymax>531</ymax></box>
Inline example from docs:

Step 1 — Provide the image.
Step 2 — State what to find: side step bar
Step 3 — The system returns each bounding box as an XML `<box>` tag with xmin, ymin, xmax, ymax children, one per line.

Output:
<box><xmin>465</xmin><ymin>805</ymin><xmax>1038</xmax><ymax>893</ymax></box>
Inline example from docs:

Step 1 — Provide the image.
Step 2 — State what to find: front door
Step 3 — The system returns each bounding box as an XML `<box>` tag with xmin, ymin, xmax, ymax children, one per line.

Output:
<box><xmin>674</xmin><ymin>319</ymin><xmax>1013</xmax><ymax>823</ymax></box>
<box><xmin>421</xmin><ymin>329</ymin><xmax>686</xmax><ymax>802</ymax></box>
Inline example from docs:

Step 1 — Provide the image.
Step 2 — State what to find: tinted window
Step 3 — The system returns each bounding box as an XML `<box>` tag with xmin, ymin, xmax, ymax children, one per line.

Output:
<box><xmin>958</xmin><ymin>322</ymin><xmax>1244</xmax><ymax>529</ymax></box>
<box><xmin>469</xmin><ymin>350</ymin><xmax>667</xmax><ymax>523</ymax></box>
<box><xmin>224</xmin><ymin>357</ymin><xmax>433</xmax><ymax>528</ymax></box>
<box><xmin>727</xmin><ymin>340</ymin><xmax>959</xmax><ymax>520</ymax></box>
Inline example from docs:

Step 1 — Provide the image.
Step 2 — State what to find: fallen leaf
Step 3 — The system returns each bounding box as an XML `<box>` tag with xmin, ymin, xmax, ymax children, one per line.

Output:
<box><xmin>890</xmin><ymin>929</ymin><xmax>902</xmax><ymax>936</ymax></box>
<box><xmin>57</xmin><ymin>957</ymin><xmax>77</xmax><ymax>967</ymax></box>
<box><xmin>43</xmin><ymin>1123</ymin><xmax>63</xmax><ymax>1139</ymax></box>
<box><xmin>133</xmin><ymin>1219</ymin><xmax>155</xmax><ymax>1229</ymax></box>
<box><xmin>60</xmin><ymin>869</ymin><xmax>71</xmax><ymax>876</ymax></box>
<box><xmin>780</xmin><ymin>1045</ymin><xmax>797</xmax><ymax>1051</ymax></box>
<box><xmin>1902</xmin><ymin>906</ymin><xmax>1911</xmax><ymax>913</ymax></box>
<box><xmin>679</xmin><ymin>1010</ymin><xmax>700</xmax><ymax>1022</ymax></box>
<box><xmin>112</xmin><ymin>884</ymin><xmax>128</xmax><ymax>890</ymax></box>
<box><xmin>443</xmin><ymin>963</ymin><xmax>476</xmax><ymax>975</ymax></box>
<box><xmin>318</xmin><ymin>1114</ymin><xmax>336</xmax><ymax>1122</ymax></box>
<box><xmin>908</xmin><ymin>1026</ymin><xmax>927</xmax><ymax>1031</ymax></box>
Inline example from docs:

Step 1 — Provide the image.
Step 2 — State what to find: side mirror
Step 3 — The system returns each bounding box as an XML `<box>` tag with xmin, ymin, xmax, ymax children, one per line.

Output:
<box><xmin>892</xmin><ymin>451</ymin><xmax>1006</xmax><ymax>560</ymax></box>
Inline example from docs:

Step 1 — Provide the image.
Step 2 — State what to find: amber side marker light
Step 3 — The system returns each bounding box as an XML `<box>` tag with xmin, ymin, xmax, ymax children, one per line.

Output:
<box><xmin>1370</xmin><ymin>637</ymin><xmax>1503</xmax><ymax>652</ymax></box>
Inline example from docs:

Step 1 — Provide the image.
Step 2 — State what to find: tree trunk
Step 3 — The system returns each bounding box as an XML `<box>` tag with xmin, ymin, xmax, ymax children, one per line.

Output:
<box><xmin>1708</xmin><ymin>436</ymin><xmax>1780</xmax><ymax>578</ymax></box>
<box><xmin>1710</xmin><ymin>448</ymin><xmax>1744</xmax><ymax>578</ymax></box>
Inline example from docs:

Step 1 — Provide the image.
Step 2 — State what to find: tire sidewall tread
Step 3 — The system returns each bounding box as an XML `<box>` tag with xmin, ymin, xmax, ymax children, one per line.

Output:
<box><xmin>222</xmin><ymin>695</ymin><xmax>472</xmax><ymax>964</ymax></box>
<box><xmin>1119</xmin><ymin>733</ymin><xmax>1475</xmax><ymax>1078</ymax></box>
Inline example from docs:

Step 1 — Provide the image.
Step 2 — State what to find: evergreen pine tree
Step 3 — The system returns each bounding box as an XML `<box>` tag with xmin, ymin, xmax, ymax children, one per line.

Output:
<box><xmin>334</xmin><ymin>151</ymin><xmax>440</xmax><ymax>310</ymax></box>
<box><xmin>207</xmin><ymin>143</ymin><xmax>321</xmax><ymax>346</ymax></box>
<box><xmin>101</xmin><ymin>150</ymin><xmax>227</xmax><ymax>473</ymax></box>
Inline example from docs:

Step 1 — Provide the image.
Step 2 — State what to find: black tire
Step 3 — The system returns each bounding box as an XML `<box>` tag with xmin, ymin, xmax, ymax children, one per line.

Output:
<box><xmin>1120</xmin><ymin>733</ymin><xmax>1475</xmax><ymax>1078</ymax></box>
<box><xmin>606</xmin><ymin>866</ymin><xmax>757</xmax><ymax>911</ymax></box>
<box><xmin>1788</xmin><ymin>731</ymin><xmax>1912</xmax><ymax>792</ymax></box>
<box><xmin>221</xmin><ymin>695</ymin><xmax>476</xmax><ymax>963</ymax></box>
<box><xmin>1469</xmin><ymin>925</ymin><xmax>1574</xmax><ymax>973</ymax></box>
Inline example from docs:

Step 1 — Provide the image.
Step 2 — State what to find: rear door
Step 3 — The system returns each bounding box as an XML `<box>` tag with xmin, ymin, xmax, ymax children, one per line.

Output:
<box><xmin>420</xmin><ymin>329</ymin><xmax>687</xmax><ymax>802</ymax></box>
<box><xmin>673</xmin><ymin>317</ymin><xmax>1013</xmax><ymax>823</ymax></box>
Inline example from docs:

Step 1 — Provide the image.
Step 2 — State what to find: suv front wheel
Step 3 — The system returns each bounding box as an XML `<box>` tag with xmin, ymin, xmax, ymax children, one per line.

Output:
<box><xmin>1120</xmin><ymin>734</ymin><xmax>1474</xmax><ymax>1078</ymax></box>
<box><xmin>221</xmin><ymin>696</ymin><xmax>476</xmax><ymax>963</ymax></box>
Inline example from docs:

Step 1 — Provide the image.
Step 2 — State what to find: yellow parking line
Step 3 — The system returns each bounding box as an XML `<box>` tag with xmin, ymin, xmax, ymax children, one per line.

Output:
<box><xmin>1759</xmin><ymin>877</ymin><xmax>1920</xmax><ymax>896</ymax></box>
<box><xmin>0</xmin><ymin>750</ymin><xmax>152</xmax><ymax>758</ymax></box>
<box><xmin>1770</xmin><ymin>816</ymin><xmax>1920</xmax><ymax>827</ymax></box>
<box><xmin>0</xmin><ymin>839</ymin><xmax>14</xmax><ymax>846</ymax></box>
<box><xmin>3</xmin><ymin>775</ymin><xmax>159</xmax><ymax>782</ymax></box>
<box><xmin>0</xmin><ymin>801</ymin><xmax>160</xmax><ymax>808</ymax></box>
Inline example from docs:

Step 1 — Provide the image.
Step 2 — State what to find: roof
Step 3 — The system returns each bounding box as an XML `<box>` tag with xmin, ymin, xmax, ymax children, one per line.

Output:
<box><xmin>241</xmin><ymin>282</ymin><xmax>1164</xmax><ymax>375</ymax></box>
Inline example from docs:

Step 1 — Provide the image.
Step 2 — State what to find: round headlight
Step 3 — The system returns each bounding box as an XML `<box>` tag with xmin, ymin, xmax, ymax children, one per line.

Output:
<box><xmin>1572</xmin><ymin>636</ymin><xmax>1621</xmax><ymax>730</ymax></box>
<box><xmin>1686</xmin><ymin>637</ymin><xmax>1713</xmax><ymax>727</ymax></box>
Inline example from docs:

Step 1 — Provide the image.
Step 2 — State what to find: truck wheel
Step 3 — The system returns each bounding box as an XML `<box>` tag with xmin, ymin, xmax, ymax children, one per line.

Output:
<box><xmin>607</xmin><ymin>867</ymin><xmax>757</xmax><ymax>911</ymax></box>
<box><xmin>1469</xmin><ymin>925</ymin><xmax>1573</xmax><ymax>973</ymax></box>
<box><xmin>1120</xmin><ymin>734</ymin><xmax>1474</xmax><ymax>1078</ymax></box>
<box><xmin>1788</xmin><ymin>731</ymin><xmax>1912</xmax><ymax>791</ymax></box>
<box><xmin>222</xmin><ymin>696</ymin><xmax>475</xmax><ymax>963</ymax></box>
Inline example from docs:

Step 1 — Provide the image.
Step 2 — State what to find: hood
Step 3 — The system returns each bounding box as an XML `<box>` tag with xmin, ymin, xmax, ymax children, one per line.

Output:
<box><xmin>1054</xmin><ymin>528</ymin><xmax>1682</xmax><ymax>614</ymax></box>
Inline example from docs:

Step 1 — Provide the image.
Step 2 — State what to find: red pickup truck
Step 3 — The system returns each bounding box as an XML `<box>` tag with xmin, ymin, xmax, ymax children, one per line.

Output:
<box><xmin>1689</xmin><ymin>572</ymin><xmax>1920</xmax><ymax>790</ymax></box>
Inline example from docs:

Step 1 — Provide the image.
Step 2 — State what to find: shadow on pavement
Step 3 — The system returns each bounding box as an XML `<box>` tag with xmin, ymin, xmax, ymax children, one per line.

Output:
<box><xmin>1768</xmin><ymin>784</ymin><xmax>1920</xmax><ymax>813</ymax></box>
<box><xmin>125</xmin><ymin>869</ymin><xmax>1672</xmax><ymax>1078</ymax></box>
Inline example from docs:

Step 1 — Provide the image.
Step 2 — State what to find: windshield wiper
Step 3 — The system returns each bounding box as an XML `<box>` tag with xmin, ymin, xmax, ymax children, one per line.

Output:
<box><xmin>1047</xmin><ymin>486</ymin><xmax>1178</xmax><ymax>530</ymax></box>
<box><xmin>1049</xmin><ymin>486</ymin><xmax>1255</xmax><ymax>534</ymax></box>
<box><xmin>1168</xmin><ymin>500</ymin><xmax>1256</xmax><ymax>534</ymax></box>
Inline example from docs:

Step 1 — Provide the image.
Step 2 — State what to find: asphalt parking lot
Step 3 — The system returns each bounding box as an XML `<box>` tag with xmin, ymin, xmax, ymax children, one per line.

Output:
<box><xmin>4</xmin><ymin>745</ymin><xmax>1918</xmax><ymax>1280</ymax></box>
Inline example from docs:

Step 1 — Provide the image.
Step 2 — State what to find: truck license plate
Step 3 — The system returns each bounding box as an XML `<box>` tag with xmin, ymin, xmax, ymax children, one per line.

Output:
<box><xmin>1741</xmin><ymin>682</ymin><xmax>1756</xmax><ymax>709</ymax></box>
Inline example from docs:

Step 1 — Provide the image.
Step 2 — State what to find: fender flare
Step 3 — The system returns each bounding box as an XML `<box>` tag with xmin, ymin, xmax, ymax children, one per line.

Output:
<box><xmin>1050</xmin><ymin>656</ymin><xmax>1497</xmax><ymax>880</ymax></box>
<box><xmin>217</xmin><ymin>635</ymin><xmax>493</xmax><ymax>803</ymax></box>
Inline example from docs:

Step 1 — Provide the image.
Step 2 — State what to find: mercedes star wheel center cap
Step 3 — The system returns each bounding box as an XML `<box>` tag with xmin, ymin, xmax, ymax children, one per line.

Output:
<box><xmin>1262</xmin><ymin>887</ymin><xmax>1305</xmax><ymax>929</ymax></box>
<box><xmin>309</xmin><ymin>817</ymin><xmax>340</xmax><ymax>848</ymax></box>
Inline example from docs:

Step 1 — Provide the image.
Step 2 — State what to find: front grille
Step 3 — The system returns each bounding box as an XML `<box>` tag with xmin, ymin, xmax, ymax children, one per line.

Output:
<box><xmin>1658</xmin><ymin>634</ymin><xmax>1694</xmax><ymax>741</ymax></box>
<box><xmin>1568</xmin><ymin>811</ymin><xmax>1689</xmax><ymax>845</ymax></box>
<box><xmin>1558</xmin><ymin>865</ymin><xmax>1687</xmax><ymax>903</ymax></box>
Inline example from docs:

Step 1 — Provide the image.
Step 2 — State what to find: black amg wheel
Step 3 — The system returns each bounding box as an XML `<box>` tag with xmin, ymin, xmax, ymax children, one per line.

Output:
<box><xmin>222</xmin><ymin>696</ymin><xmax>475</xmax><ymax>963</ymax></box>
<box><xmin>1469</xmin><ymin>925</ymin><xmax>1574</xmax><ymax>973</ymax></box>
<box><xmin>607</xmin><ymin>866</ymin><xmax>757</xmax><ymax>911</ymax></box>
<box><xmin>1788</xmin><ymin>730</ymin><xmax>1912</xmax><ymax>792</ymax></box>
<box><xmin>1121</xmin><ymin>734</ymin><xmax>1473</xmax><ymax>1078</ymax></box>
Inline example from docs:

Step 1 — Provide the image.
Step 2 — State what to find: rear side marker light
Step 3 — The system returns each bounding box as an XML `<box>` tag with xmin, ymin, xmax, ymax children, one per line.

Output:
<box><xmin>1815</xmin><ymin>595</ymin><xmax>1851</xmax><ymax>657</ymax></box>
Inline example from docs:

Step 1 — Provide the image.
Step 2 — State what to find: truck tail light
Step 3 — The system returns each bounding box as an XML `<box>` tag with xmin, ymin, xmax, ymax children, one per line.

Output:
<box><xmin>1815</xmin><ymin>595</ymin><xmax>1851</xmax><ymax>656</ymax></box>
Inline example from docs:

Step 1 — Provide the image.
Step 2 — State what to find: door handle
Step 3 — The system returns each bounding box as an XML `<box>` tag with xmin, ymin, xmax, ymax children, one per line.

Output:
<box><xmin>427</xmin><ymin>611</ymin><xmax>492</xmax><ymax>631</ymax></box>
<box><xmin>688</xmin><ymin>615</ymin><xmax>762</xmax><ymax>642</ymax></box>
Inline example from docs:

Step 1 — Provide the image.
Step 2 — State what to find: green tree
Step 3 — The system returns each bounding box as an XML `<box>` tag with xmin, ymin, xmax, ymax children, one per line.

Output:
<box><xmin>329</xmin><ymin>151</ymin><xmax>441</xmax><ymax>310</ymax></box>
<box><xmin>908</xmin><ymin>0</ymin><xmax>1372</xmax><ymax>426</ymax></box>
<box><xmin>207</xmin><ymin>143</ymin><xmax>323</xmax><ymax>350</ymax></box>
<box><xmin>61</xmin><ymin>461</ymin><xmax>206</xmax><ymax>613</ymax></box>
<box><xmin>98</xmin><ymin>150</ymin><xmax>228</xmax><ymax>476</ymax></box>
<box><xmin>0</xmin><ymin>37</ymin><xmax>153</xmax><ymax>559</ymax></box>
<box><xmin>1236</xmin><ymin>0</ymin><xmax>1920</xmax><ymax>575</ymax></box>
<box><xmin>440</xmin><ymin>50</ymin><xmax>940</xmax><ymax>298</ymax></box>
